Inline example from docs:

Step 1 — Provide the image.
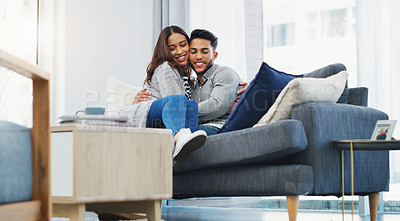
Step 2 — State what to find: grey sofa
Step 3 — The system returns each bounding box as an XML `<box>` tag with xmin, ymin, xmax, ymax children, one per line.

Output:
<box><xmin>173</xmin><ymin>64</ymin><xmax>389</xmax><ymax>219</ymax></box>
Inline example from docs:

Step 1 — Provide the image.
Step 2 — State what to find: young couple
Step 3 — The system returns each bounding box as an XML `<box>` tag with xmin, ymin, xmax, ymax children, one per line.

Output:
<box><xmin>120</xmin><ymin>26</ymin><xmax>246</xmax><ymax>161</ymax></box>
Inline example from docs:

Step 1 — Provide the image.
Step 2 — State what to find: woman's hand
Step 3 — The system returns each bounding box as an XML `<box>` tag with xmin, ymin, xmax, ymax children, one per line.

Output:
<box><xmin>132</xmin><ymin>88</ymin><xmax>152</xmax><ymax>104</ymax></box>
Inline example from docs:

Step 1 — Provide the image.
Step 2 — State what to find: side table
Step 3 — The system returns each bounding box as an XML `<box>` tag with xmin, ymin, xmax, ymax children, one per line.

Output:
<box><xmin>50</xmin><ymin>125</ymin><xmax>173</xmax><ymax>221</ymax></box>
<box><xmin>334</xmin><ymin>139</ymin><xmax>400</xmax><ymax>221</ymax></box>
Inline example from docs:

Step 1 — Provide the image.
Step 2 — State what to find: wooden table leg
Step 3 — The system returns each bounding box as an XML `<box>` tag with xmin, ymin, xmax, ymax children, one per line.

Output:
<box><xmin>146</xmin><ymin>200</ymin><xmax>162</xmax><ymax>221</ymax></box>
<box><xmin>350</xmin><ymin>141</ymin><xmax>354</xmax><ymax>220</ymax></box>
<box><xmin>341</xmin><ymin>150</ymin><xmax>345</xmax><ymax>221</ymax></box>
<box><xmin>53</xmin><ymin>204</ymin><xmax>86</xmax><ymax>221</ymax></box>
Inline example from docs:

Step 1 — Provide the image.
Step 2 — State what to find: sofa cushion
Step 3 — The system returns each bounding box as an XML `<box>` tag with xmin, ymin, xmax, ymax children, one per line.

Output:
<box><xmin>0</xmin><ymin>121</ymin><xmax>32</xmax><ymax>204</ymax></box>
<box><xmin>255</xmin><ymin>71</ymin><xmax>349</xmax><ymax>126</ymax></box>
<box><xmin>174</xmin><ymin>119</ymin><xmax>308</xmax><ymax>173</ymax></box>
<box><xmin>173</xmin><ymin>164</ymin><xmax>314</xmax><ymax>198</ymax></box>
<box><xmin>218</xmin><ymin>62</ymin><xmax>300</xmax><ymax>133</ymax></box>
<box><xmin>106</xmin><ymin>75</ymin><xmax>141</xmax><ymax>115</ymax></box>
<box><xmin>303</xmin><ymin>63</ymin><xmax>348</xmax><ymax>103</ymax></box>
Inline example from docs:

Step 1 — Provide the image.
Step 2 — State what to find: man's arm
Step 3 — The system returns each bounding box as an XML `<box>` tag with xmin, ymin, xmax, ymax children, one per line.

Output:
<box><xmin>198</xmin><ymin>67</ymin><xmax>240</xmax><ymax>122</ymax></box>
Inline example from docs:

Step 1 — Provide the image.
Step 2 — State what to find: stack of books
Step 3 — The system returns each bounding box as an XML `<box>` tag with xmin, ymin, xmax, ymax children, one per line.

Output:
<box><xmin>58</xmin><ymin>115</ymin><xmax>133</xmax><ymax>126</ymax></box>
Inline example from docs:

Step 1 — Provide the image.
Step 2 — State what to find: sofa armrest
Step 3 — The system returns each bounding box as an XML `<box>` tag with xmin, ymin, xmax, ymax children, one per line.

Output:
<box><xmin>291</xmin><ymin>103</ymin><xmax>389</xmax><ymax>195</ymax></box>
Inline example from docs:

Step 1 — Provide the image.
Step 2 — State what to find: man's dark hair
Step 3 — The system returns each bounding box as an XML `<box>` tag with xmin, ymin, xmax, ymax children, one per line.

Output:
<box><xmin>190</xmin><ymin>29</ymin><xmax>218</xmax><ymax>51</ymax></box>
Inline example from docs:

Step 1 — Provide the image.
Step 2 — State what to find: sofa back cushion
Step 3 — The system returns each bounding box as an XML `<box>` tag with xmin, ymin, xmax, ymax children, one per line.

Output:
<box><xmin>347</xmin><ymin>87</ymin><xmax>368</xmax><ymax>106</ymax></box>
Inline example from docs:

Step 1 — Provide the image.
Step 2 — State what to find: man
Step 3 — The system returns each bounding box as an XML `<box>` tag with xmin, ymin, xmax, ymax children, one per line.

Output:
<box><xmin>135</xmin><ymin>29</ymin><xmax>247</xmax><ymax>135</ymax></box>
<box><xmin>188</xmin><ymin>29</ymin><xmax>243</xmax><ymax>135</ymax></box>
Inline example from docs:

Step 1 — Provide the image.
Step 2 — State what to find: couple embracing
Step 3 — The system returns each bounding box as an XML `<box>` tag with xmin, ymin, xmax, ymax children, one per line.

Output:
<box><xmin>120</xmin><ymin>26</ymin><xmax>246</xmax><ymax>161</ymax></box>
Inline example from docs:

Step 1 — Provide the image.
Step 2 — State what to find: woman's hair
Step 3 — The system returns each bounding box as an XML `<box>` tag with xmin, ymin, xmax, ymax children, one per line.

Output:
<box><xmin>145</xmin><ymin>25</ymin><xmax>190</xmax><ymax>85</ymax></box>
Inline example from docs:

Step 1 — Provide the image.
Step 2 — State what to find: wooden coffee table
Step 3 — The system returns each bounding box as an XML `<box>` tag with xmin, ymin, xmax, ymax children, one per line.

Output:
<box><xmin>50</xmin><ymin>125</ymin><xmax>173</xmax><ymax>221</ymax></box>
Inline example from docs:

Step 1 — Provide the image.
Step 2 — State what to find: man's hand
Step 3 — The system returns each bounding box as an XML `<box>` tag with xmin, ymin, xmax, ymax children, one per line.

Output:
<box><xmin>132</xmin><ymin>88</ymin><xmax>151</xmax><ymax>104</ymax></box>
<box><xmin>236</xmin><ymin>82</ymin><xmax>248</xmax><ymax>101</ymax></box>
<box><xmin>226</xmin><ymin>82</ymin><xmax>249</xmax><ymax>114</ymax></box>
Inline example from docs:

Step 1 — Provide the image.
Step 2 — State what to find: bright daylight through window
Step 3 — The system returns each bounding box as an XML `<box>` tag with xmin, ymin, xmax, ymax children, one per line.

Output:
<box><xmin>0</xmin><ymin>0</ymin><xmax>37</xmax><ymax>127</ymax></box>
<box><xmin>263</xmin><ymin>0</ymin><xmax>356</xmax><ymax>87</ymax></box>
<box><xmin>263</xmin><ymin>0</ymin><xmax>400</xmax><ymax>209</ymax></box>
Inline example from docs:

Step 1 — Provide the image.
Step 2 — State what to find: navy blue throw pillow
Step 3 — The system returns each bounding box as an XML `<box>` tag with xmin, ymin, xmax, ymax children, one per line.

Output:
<box><xmin>218</xmin><ymin>62</ymin><xmax>301</xmax><ymax>133</ymax></box>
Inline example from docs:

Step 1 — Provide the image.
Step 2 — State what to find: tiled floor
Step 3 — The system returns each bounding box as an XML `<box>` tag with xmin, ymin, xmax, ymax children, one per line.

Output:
<box><xmin>162</xmin><ymin>206</ymin><xmax>400</xmax><ymax>221</ymax></box>
<box><xmin>162</xmin><ymin>196</ymin><xmax>400</xmax><ymax>221</ymax></box>
<box><xmin>52</xmin><ymin>207</ymin><xmax>400</xmax><ymax>221</ymax></box>
<box><xmin>52</xmin><ymin>185</ymin><xmax>400</xmax><ymax>220</ymax></box>
<box><xmin>52</xmin><ymin>192</ymin><xmax>400</xmax><ymax>221</ymax></box>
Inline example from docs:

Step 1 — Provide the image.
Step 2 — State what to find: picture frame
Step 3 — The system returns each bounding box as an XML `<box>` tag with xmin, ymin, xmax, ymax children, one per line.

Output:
<box><xmin>371</xmin><ymin>120</ymin><xmax>397</xmax><ymax>140</ymax></box>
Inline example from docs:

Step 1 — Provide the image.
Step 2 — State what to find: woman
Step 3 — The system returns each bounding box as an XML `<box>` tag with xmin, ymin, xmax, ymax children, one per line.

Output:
<box><xmin>119</xmin><ymin>26</ymin><xmax>206</xmax><ymax>161</ymax></box>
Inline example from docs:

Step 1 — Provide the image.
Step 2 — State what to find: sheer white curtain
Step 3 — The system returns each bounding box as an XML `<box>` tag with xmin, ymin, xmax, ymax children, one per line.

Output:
<box><xmin>357</xmin><ymin>0</ymin><xmax>400</xmax><ymax>133</ymax></box>
<box><xmin>0</xmin><ymin>0</ymin><xmax>37</xmax><ymax>127</ymax></box>
<box><xmin>188</xmin><ymin>0</ymin><xmax>247</xmax><ymax>80</ymax></box>
<box><xmin>152</xmin><ymin>0</ymin><xmax>190</xmax><ymax>48</ymax></box>
<box><xmin>357</xmin><ymin>0</ymin><xmax>400</xmax><ymax>184</ymax></box>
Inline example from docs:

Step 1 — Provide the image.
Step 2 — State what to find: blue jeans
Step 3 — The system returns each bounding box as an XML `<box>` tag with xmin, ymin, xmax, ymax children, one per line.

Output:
<box><xmin>146</xmin><ymin>94</ymin><xmax>198</xmax><ymax>135</ymax></box>
<box><xmin>197</xmin><ymin>125</ymin><xmax>219</xmax><ymax>136</ymax></box>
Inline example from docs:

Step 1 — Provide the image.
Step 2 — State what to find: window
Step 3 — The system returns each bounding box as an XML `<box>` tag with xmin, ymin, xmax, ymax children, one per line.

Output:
<box><xmin>268</xmin><ymin>23</ymin><xmax>295</xmax><ymax>47</ymax></box>
<box><xmin>306</xmin><ymin>12</ymin><xmax>317</xmax><ymax>41</ymax></box>
<box><xmin>321</xmin><ymin>8</ymin><xmax>347</xmax><ymax>39</ymax></box>
<box><xmin>263</xmin><ymin>0</ymin><xmax>400</xmax><ymax>213</ymax></box>
<box><xmin>262</xmin><ymin>0</ymin><xmax>359</xmax><ymax>211</ymax></box>
<box><xmin>263</xmin><ymin>0</ymin><xmax>357</xmax><ymax>87</ymax></box>
<box><xmin>0</xmin><ymin>0</ymin><xmax>37</xmax><ymax>127</ymax></box>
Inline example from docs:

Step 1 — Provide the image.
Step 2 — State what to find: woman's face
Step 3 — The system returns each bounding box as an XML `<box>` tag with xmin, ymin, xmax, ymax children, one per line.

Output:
<box><xmin>167</xmin><ymin>33</ymin><xmax>189</xmax><ymax>67</ymax></box>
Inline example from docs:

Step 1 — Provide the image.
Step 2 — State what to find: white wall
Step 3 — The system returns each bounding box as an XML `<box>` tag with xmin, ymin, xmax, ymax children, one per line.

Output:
<box><xmin>51</xmin><ymin>0</ymin><xmax>152</xmax><ymax>120</ymax></box>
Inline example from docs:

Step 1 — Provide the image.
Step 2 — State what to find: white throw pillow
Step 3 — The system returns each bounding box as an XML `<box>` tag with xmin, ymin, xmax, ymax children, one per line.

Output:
<box><xmin>106</xmin><ymin>75</ymin><xmax>142</xmax><ymax>115</ymax></box>
<box><xmin>254</xmin><ymin>71</ymin><xmax>349</xmax><ymax>126</ymax></box>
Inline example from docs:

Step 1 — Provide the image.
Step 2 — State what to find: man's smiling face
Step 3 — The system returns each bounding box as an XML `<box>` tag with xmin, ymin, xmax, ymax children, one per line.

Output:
<box><xmin>189</xmin><ymin>38</ymin><xmax>218</xmax><ymax>75</ymax></box>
